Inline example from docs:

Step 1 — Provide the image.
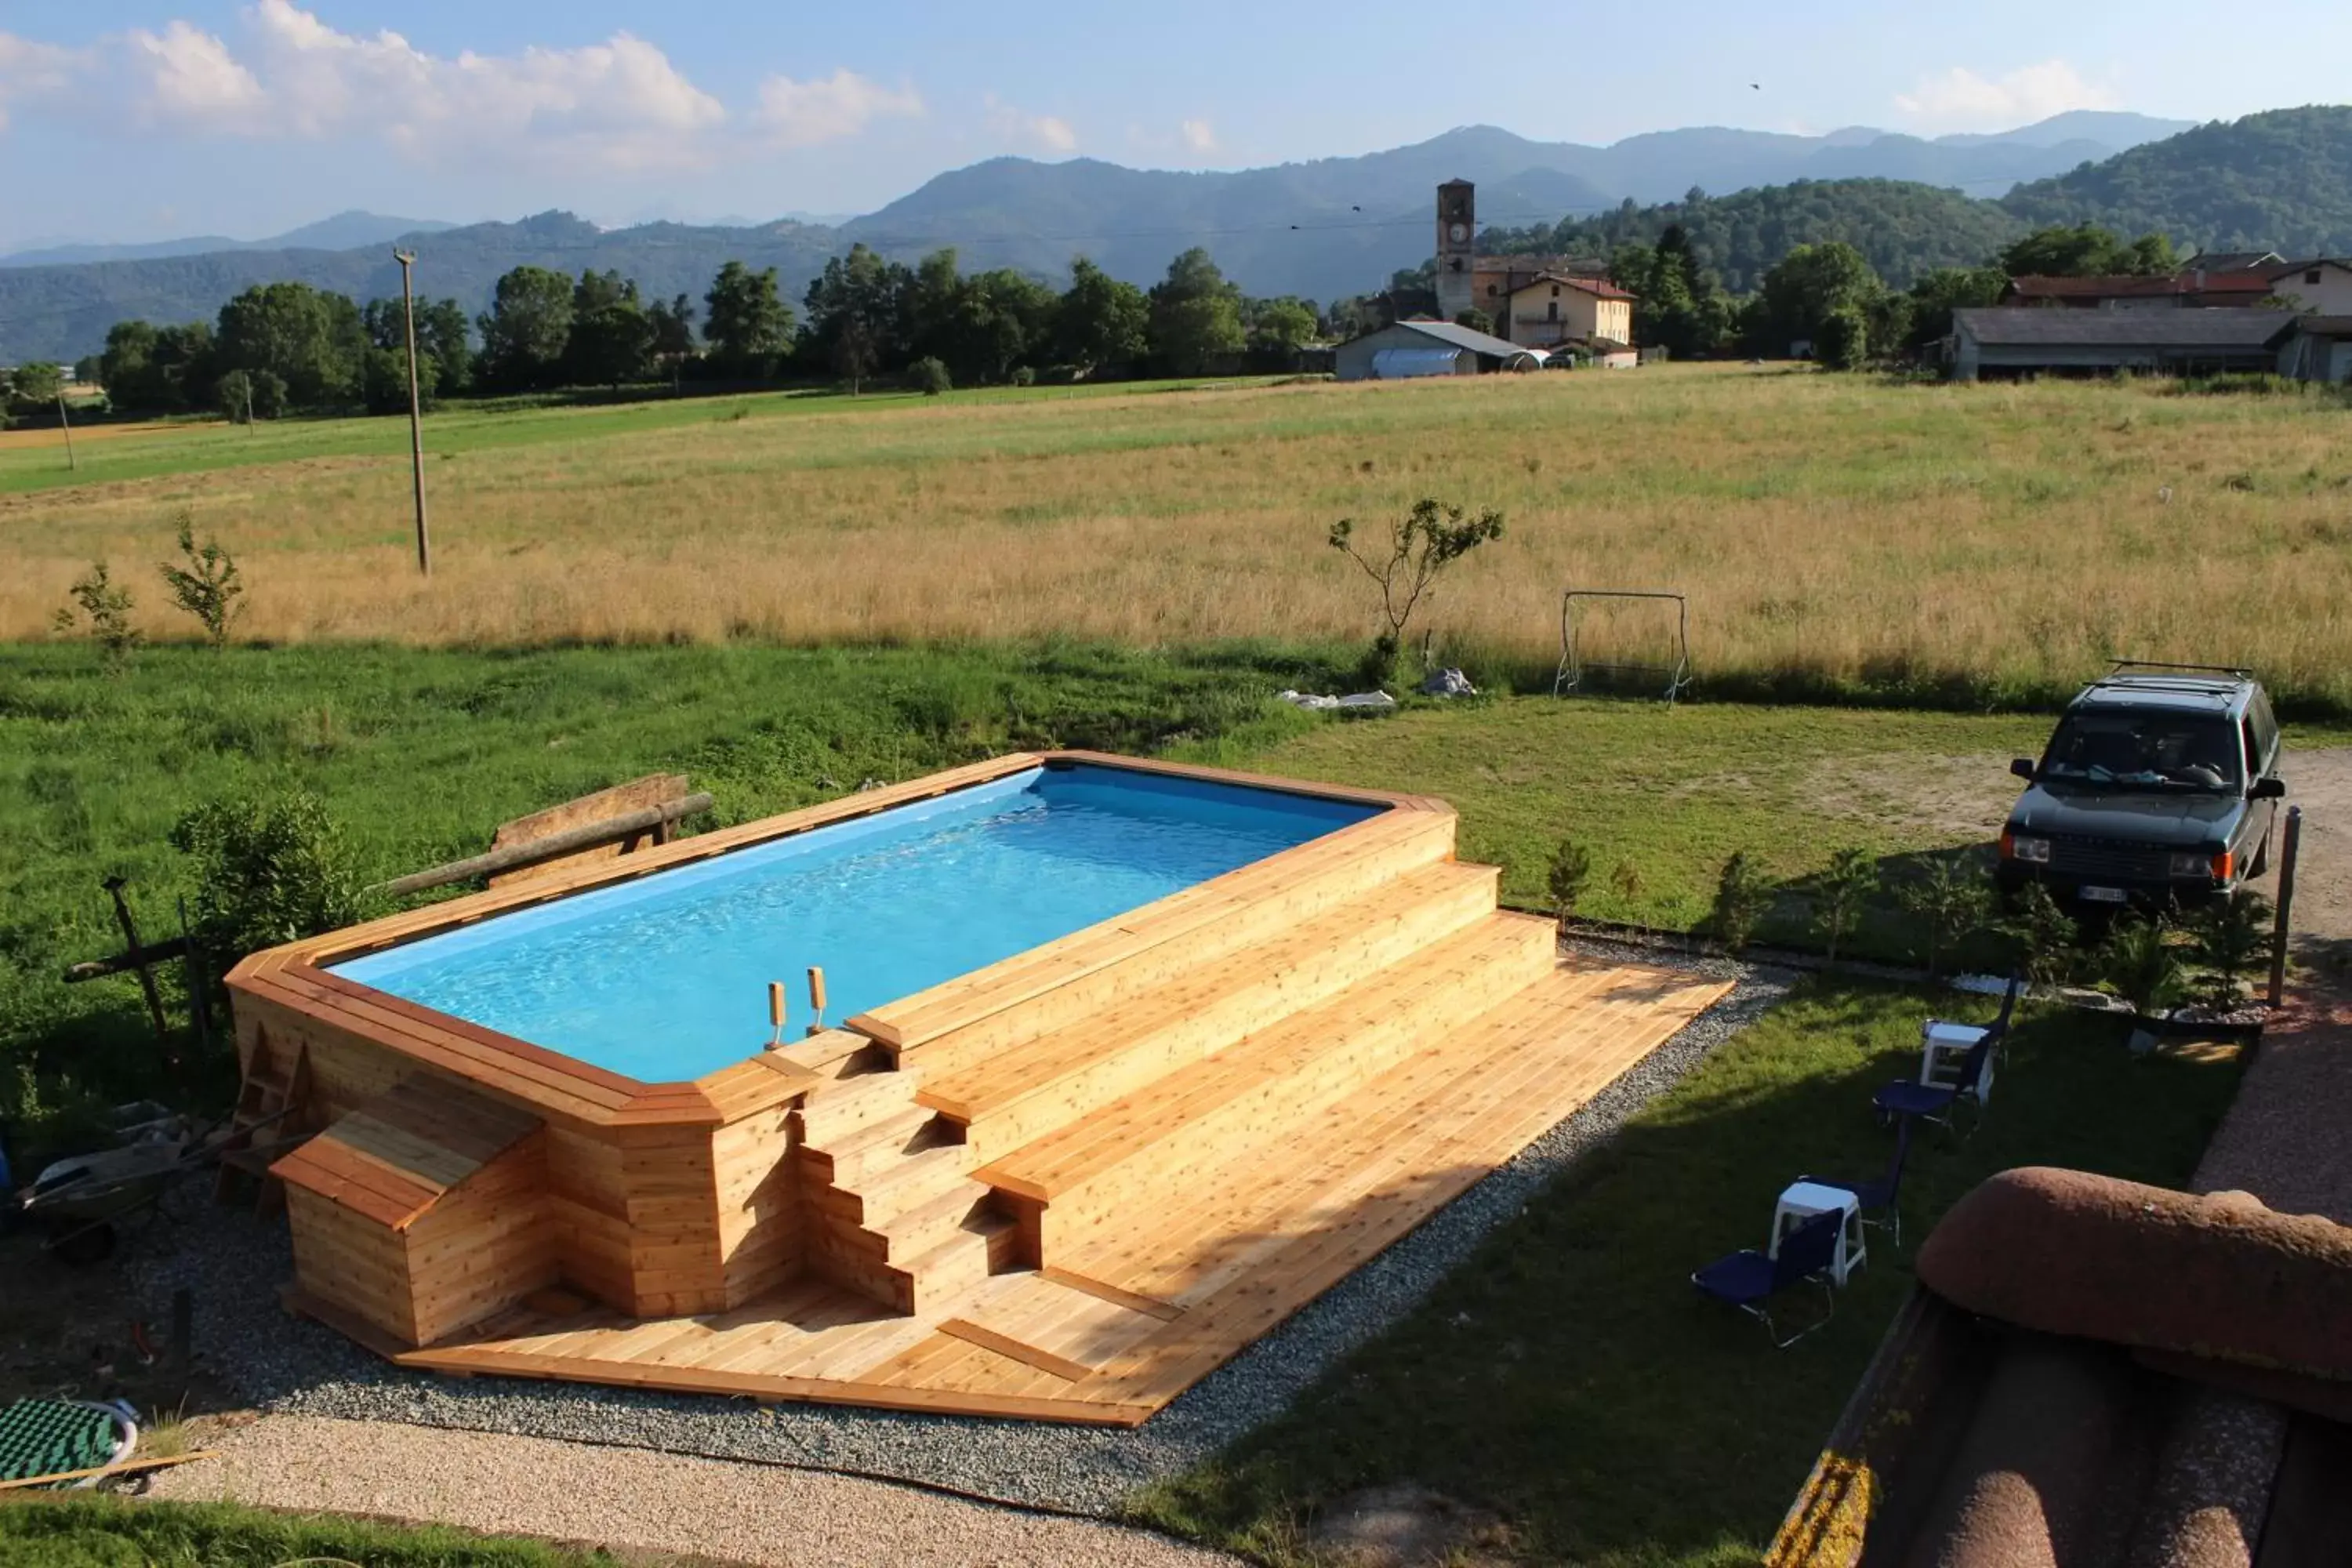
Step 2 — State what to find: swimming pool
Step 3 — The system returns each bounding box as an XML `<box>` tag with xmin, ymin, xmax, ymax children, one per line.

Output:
<box><xmin>333</xmin><ymin>762</ymin><xmax>1381</xmax><ymax>1081</ymax></box>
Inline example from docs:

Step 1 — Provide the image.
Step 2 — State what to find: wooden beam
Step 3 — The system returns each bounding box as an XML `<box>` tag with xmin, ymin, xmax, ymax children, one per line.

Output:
<box><xmin>0</xmin><ymin>1451</ymin><xmax>218</xmax><ymax>1491</ymax></box>
<box><xmin>371</xmin><ymin>794</ymin><xmax>716</xmax><ymax>898</ymax></box>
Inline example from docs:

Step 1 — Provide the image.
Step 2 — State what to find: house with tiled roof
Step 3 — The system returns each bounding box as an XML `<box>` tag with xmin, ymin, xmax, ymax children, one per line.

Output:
<box><xmin>1500</xmin><ymin>272</ymin><xmax>1638</xmax><ymax>365</ymax></box>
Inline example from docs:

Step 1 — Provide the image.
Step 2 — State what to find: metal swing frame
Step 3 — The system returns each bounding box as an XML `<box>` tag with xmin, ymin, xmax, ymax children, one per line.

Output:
<box><xmin>1553</xmin><ymin>589</ymin><xmax>1693</xmax><ymax>703</ymax></box>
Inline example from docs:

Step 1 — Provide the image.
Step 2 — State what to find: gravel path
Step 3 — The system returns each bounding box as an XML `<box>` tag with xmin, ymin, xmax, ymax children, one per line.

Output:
<box><xmin>136</xmin><ymin>949</ymin><xmax>1788</xmax><ymax>1517</ymax></box>
<box><xmin>150</xmin><ymin>1414</ymin><xmax>1241</xmax><ymax>1568</ymax></box>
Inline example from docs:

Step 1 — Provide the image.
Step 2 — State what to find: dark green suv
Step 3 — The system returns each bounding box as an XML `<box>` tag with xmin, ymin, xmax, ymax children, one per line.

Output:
<box><xmin>1998</xmin><ymin>665</ymin><xmax>2286</xmax><ymax>909</ymax></box>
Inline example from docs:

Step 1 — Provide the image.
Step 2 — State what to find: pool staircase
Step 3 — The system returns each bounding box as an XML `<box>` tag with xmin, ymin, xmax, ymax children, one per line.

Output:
<box><xmin>796</xmin><ymin>803</ymin><xmax>1581</xmax><ymax>1316</ymax></box>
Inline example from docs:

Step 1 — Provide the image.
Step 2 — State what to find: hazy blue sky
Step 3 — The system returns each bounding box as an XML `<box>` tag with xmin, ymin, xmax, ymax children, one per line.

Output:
<box><xmin>2</xmin><ymin>1</ymin><xmax>2347</xmax><ymax>248</ymax></box>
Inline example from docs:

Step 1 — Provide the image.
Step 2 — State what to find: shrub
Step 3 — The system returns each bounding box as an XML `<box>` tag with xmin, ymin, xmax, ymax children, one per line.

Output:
<box><xmin>2100</xmin><ymin>916</ymin><xmax>2187</xmax><ymax>1020</ymax></box>
<box><xmin>909</xmin><ymin>356</ymin><xmax>953</xmax><ymax>396</ymax></box>
<box><xmin>1997</xmin><ymin>880</ymin><xmax>2081</xmax><ymax>991</ymax></box>
<box><xmin>1811</xmin><ymin>845</ymin><xmax>1878</xmax><ymax>966</ymax></box>
<box><xmin>1815</xmin><ymin>306</ymin><xmax>1869</xmax><ymax>372</ymax></box>
<box><xmin>158</xmin><ymin>511</ymin><xmax>246</xmax><ymax>649</ymax></box>
<box><xmin>1711</xmin><ymin>851</ymin><xmax>1773</xmax><ymax>954</ymax></box>
<box><xmin>52</xmin><ymin>561</ymin><xmax>140</xmax><ymax>669</ymax></box>
<box><xmin>1011</xmin><ymin>365</ymin><xmax>1037</xmax><ymax>387</ymax></box>
<box><xmin>1895</xmin><ymin>857</ymin><xmax>1991</xmax><ymax>978</ymax></box>
<box><xmin>2187</xmin><ymin>892</ymin><xmax>2273</xmax><ymax>1008</ymax></box>
<box><xmin>171</xmin><ymin>787</ymin><xmax>365</xmax><ymax>980</ymax></box>
<box><xmin>1546</xmin><ymin>837</ymin><xmax>1593</xmax><ymax>928</ymax></box>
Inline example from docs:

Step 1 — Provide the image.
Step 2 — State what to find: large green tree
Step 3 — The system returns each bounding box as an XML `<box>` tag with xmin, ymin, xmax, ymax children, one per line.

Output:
<box><xmin>1055</xmin><ymin>256</ymin><xmax>1149</xmax><ymax>376</ymax></box>
<box><xmin>801</xmin><ymin>245</ymin><xmax>909</xmax><ymax>391</ymax></box>
<box><xmin>1149</xmin><ymin>248</ymin><xmax>1246</xmax><ymax>376</ymax></box>
<box><xmin>475</xmin><ymin>265</ymin><xmax>575</xmax><ymax>390</ymax></box>
<box><xmin>1748</xmin><ymin>241</ymin><xmax>1886</xmax><ymax>358</ymax></box>
<box><xmin>99</xmin><ymin>320</ymin><xmax>215</xmax><ymax>412</ymax></box>
<box><xmin>1610</xmin><ymin>223</ymin><xmax>1733</xmax><ymax>358</ymax></box>
<box><xmin>564</xmin><ymin>270</ymin><xmax>654</xmax><ymax>386</ymax></box>
<box><xmin>1998</xmin><ymin>225</ymin><xmax>2176</xmax><ymax>278</ymax></box>
<box><xmin>705</xmin><ymin>261</ymin><xmax>795</xmax><ymax>373</ymax></box>
<box><xmin>213</xmin><ymin>281</ymin><xmax>365</xmax><ymax>408</ymax></box>
<box><xmin>1248</xmin><ymin>296</ymin><xmax>1321</xmax><ymax>357</ymax></box>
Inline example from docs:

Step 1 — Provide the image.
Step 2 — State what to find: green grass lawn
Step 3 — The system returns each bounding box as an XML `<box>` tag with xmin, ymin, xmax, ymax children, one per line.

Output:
<box><xmin>0</xmin><ymin>375</ymin><xmax>1293</xmax><ymax>497</ymax></box>
<box><xmin>1124</xmin><ymin>979</ymin><xmax>2242</xmax><ymax>1566</ymax></box>
<box><xmin>1181</xmin><ymin>696</ymin><xmax>2056</xmax><ymax>935</ymax></box>
<box><xmin>0</xmin><ymin>1495</ymin><xmax>621</xmax><ymax>1566</ymax></box>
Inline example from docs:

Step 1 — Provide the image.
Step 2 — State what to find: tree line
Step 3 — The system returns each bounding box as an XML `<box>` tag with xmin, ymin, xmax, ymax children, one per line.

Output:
<box><xmin>60</xmin><ymin>246</ymin><xmax>1333</xmax><ymax>419</ymax></box>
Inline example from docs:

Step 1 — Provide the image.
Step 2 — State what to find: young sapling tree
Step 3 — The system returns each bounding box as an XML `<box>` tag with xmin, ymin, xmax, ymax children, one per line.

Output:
<box><xmin>1327</xmin><ymin>497</ymin><xmax>1504</xmax><ymax>688</ymax></box>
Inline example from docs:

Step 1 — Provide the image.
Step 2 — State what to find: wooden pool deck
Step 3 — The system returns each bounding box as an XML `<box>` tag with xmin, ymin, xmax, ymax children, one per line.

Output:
<box><xmin>286</xmin><ymin>956</ymin><xmax>1727</xmax><ymax>1425</ymax></box>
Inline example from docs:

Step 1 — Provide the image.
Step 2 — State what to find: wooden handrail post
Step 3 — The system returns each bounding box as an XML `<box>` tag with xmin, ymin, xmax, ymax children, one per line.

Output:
<box><xmin>2268</xmin><ymin>805</ymin><xmax>2301</xmax><ymax>1008</ymax></box>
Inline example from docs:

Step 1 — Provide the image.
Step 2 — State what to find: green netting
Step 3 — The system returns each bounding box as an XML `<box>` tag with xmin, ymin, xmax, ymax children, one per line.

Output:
<box><xmin>0</xmin><ymin>1399</ymin><xmax>125</xmax><ymax>1483</ymax></box>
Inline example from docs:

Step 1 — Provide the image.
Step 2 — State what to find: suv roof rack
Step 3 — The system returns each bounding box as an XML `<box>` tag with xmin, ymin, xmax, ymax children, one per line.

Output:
<box><xmin>2107</xmin><ymin>659</ymin><xmax>2254</xmax><ymax>680</ymax></box>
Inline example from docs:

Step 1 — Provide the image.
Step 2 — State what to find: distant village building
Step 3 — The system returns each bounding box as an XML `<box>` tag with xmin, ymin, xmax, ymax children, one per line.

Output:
<box><xmin>2268</xmin><ymin>260</ymin><xmax>2352</xmax><ymax>315</ymax></box>
<box><xmin>1349</xmin><ymin>181</ymin><xmax>1635</xmax><ymax>375</ymax></box>
<box><xmin>2004</xmin><ymin>256</ymin><xmax>2352</xmax><ymax>315</ymax></box>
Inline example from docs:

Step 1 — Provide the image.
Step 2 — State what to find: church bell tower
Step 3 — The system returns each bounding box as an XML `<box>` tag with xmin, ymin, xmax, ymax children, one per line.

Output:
<box><xmin>1435</xmin><ymin>180</ymin><xmax>1475</xmax><ymax>322</ymax></box>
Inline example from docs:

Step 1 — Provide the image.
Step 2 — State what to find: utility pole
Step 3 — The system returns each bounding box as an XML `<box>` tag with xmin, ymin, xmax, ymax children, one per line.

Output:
<box><xmin>55</xmin><ymin>389</ymin><xmax>75</xmax><ymax>472</ymax></box>
<box><xmin>394</xmin><ymin>249</ymin><xmax>432</xmax><ymax>575</ymax></box>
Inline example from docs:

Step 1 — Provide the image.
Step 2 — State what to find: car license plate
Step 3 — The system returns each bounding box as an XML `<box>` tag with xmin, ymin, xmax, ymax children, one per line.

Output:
<box><xmin>2080</xmin><ymin>885</ymin><xmax>2129</xmax><ymax>905</ymax></box>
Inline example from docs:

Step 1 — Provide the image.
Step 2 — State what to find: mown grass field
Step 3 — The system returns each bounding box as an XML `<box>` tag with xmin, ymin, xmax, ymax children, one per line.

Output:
<box><xmin>5</xmin><ymin>366</ymin><xmax>2351</xmax><ymax>707</ymax></box>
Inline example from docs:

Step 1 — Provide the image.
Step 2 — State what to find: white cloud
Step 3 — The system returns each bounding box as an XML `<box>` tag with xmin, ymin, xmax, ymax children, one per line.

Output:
<box><xmin>231</xmin><ymin>1</ymin><xmax>726</xmax><ymax>170</ymax></box>
<box><xmin>985</xmin><ymin>93</ymin><xmax>1076</xmax><ymax>154</ymax></box>
<box><xmin>0</xmin><ymin>31</ymin><xmax>85</xmax><ymax>130</ymax></box>
<box><xmin>1893</xmin><ymin>59</ymin><xmax>2119</xmax><ymax>133</ymax></box>
<box><xmin>753</xmin><ymin>68</ymin><xmax>923</xmax><ymax>149</ymax></box>
<box><xmin>1180</xmin><ymin>118</ymin><xmax>1217</xmax><ymax>153</ymax></box>
<box><xmin>126</xmin><ymin>20</ymin><xmax>265</xmax><ymax>127</ymax></box>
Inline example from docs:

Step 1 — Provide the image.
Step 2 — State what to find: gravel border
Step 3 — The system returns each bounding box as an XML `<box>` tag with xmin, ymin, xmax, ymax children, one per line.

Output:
<box><xmin>135</xmin><ymin>943</ymin><xmax>1791</xmax><ymax>1516</ymax></box>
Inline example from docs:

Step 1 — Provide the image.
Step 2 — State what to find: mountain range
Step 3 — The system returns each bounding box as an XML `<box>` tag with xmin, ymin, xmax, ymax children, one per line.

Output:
<box><xmin>13</xmin><ymin>107</ymin><xmax>2346</xmax><ymax>367</ymax></box>
<box><xmin>0</xmin><ymin>212</ymin><xmax>456</xmax><ymax>270</ymax></box>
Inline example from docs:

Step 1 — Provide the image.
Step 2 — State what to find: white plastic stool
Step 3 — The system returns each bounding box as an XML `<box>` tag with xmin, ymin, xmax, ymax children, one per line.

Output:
<box><xmin>1769</xmin><ymin>1181</ymin><xmax>1866</xmax><ymax>1284</ymax></box>
<box><xmin>1920</xmin><ymin>1020</ymin><xmax>1995</xmax><ymax>1103</ymax></box>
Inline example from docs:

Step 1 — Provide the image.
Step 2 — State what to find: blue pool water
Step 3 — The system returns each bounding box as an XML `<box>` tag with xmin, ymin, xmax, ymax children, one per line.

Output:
<box><xmin>334</xmin><ymin>764</ymin><xmax>1381</xmax><ymax>1082</ymax></box>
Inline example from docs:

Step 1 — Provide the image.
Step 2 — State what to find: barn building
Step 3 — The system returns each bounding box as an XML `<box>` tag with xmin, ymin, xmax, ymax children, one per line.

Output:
<box><xmin>1947</xmin><ymin>308</ymin><xmax>2299</xmax><ymax>381</ymax></box>
<box><xmin>1333</xmin><ymin>319</ymin><xmax>1544</xmax><ymax>381</ymax></box>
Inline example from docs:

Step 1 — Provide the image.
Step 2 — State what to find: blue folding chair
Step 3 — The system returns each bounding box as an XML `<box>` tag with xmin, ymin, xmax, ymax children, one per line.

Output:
<box><xmin>1690</xmin><ymin>1207</ymin><xmax>1842</xmax><ymax>1348</ymax></box>
<box><xmin>1798</xmin><ymin>1114</ymin><xmax>1915</xmax><ymax>1250</ymax></box>
<box><xmin>1874</xmin><ymin>1027</ymin><xmax>1994</xmax><ymax>1134</ymax></box>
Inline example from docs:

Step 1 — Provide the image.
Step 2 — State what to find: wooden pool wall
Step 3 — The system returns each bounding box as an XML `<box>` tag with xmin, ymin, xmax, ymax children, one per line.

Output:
<box><xmin>225</xmin><ymin>753</ymin><xmax>1428</xmax><ymax>1347</ymax></box>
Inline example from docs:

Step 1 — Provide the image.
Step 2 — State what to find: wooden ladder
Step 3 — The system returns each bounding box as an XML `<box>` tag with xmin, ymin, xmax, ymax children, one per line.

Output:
<box><xmin>212</xmin><ymin>1040</ymin><xmax>312</xmax><ymax>1213</ymax></box>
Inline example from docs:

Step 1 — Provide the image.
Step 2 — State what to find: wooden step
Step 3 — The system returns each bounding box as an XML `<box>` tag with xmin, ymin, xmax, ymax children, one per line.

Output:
<box><xmin>873</xmin><ymin>1182</ymin><xmax>997</xmax><ymax>1260</ymax></box>
<box><xmin>896</xmin><ymin>1218</ymin><xmax>1013</xmax><ymax>1312</ymax></box>
<box><xmin>884</xmin><ymin>807</ymin><xmax>1457</xmax><ymax>1065</ymax></box>
<box><xmin>977</xmin><ymin>913</ymin><xmax>1558</xmax><ymax>1261</ymax></box>
<box><xmin>927</xmin><ymin>861</ymin><xmax>1504</xmax><ymax>1163</ymax></box>
<box><xmin>793</xmin><ymin>1065</ymin><xmax>924</xmax><ymax>1145</ymax></box>
<box><xmin>799</xmin><ymin>1106</ymin><xmax>950</xmax><ymax>1188</ymax></box>
<box><xmin>811</xmin><ymin>1140</ymin><xmax>979</xmax><ymax>1229</ymax></box>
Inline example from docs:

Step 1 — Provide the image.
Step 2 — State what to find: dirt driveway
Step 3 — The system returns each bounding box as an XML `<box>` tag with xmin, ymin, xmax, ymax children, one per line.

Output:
<box><xmin>2278</xmin><ymin>747</ymin><xmax>2352</xmax><ymax>964</ymax></box>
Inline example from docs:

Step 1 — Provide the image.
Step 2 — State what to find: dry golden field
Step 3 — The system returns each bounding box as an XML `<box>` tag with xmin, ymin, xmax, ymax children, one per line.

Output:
<box><xmin>7</xmin><ymin>365</ymin><xmax>2350</xmax><ymax>701</ymax></box>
